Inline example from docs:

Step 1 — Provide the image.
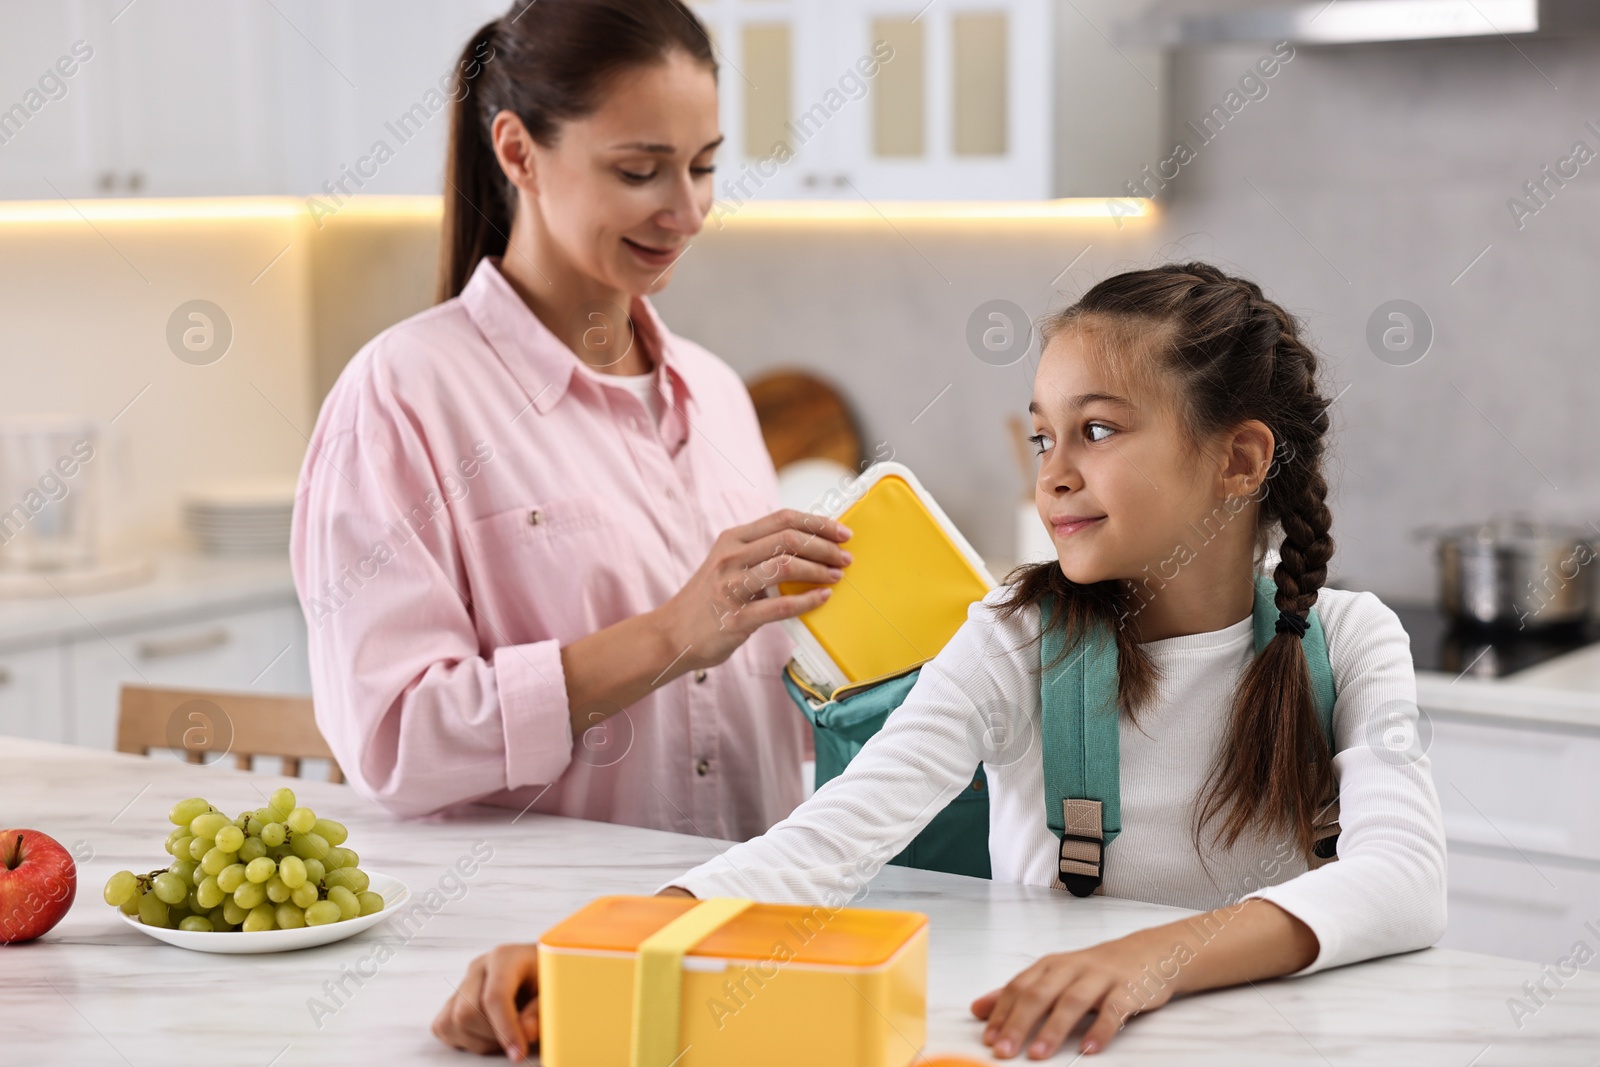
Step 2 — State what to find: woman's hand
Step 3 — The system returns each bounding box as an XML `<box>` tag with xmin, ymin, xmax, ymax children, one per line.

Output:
<box><xmin>433</xmin><ymin>888</ymin><xmax>698</xmax><ymax>1059</ymax></box>
<box><xmin>655</xmin><ymin>509</ymin><xmax>852</xmax><ymax>672</ymax></box>
<box><xmin>971</xmin><ymin>928</ymin><xmax>1173</xmax><ymax>1059</ymax></box>
<box><xmin>560</xmin><ymin>508</ymin><xmax>850</xmax><ymax>731</ymax></box>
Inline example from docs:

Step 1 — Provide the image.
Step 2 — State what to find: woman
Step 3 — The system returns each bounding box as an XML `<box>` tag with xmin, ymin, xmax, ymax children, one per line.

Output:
<box><xmin>290</xmin><ymin>0</ymin><xmax>849</xmax><ymax>843</ymax></box>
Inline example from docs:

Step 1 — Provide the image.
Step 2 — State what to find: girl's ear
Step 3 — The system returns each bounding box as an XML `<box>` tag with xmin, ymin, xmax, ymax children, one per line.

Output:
<box><xmin>489</xmin><ymin>109</ymin><xmax>541</xmax><ymax>200</ymax></box>
<box><xmin>1220</xmin><ymin>419</ymin><xmax>1275</xmax><ymax>498</ymax></box>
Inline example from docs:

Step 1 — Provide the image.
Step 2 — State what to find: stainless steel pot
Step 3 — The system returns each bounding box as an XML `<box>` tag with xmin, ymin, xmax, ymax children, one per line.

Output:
<box><xmin>1422</xmin><ymin>517</ymin><xmax>1596</xmax><ymax>630</ymax></box>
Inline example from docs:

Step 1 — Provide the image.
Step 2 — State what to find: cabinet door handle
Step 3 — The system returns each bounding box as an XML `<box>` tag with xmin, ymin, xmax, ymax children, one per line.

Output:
<box><xmin>138</xmin><ymin>627</ymin><xmax>231</xmax><ymax>660</ymax></box>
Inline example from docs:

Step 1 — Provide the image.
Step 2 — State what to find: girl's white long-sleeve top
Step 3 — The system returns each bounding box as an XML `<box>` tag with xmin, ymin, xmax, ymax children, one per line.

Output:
<box><xmin>661</xmin><ymin>585</ymin><xmax>1448</xmax><ymax>975</ymax></box>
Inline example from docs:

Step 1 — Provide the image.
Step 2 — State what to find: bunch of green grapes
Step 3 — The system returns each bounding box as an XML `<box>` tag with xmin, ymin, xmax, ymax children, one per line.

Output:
<box><xmin>102</xmin><ymin>787</ymin><xmax>384</xmax><ymax>932</ymax></box>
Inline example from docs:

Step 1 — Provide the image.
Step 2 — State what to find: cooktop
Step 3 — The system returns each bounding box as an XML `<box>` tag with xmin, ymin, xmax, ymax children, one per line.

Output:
<box><xmin>1387</xmin><ymin>600</ymin><xmax>1600</xmax><ymax>680</ymax></box>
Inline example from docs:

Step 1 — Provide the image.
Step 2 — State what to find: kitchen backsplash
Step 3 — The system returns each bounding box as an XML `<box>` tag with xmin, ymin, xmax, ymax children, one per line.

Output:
<box><xmin>0</xmin><ymin>202</ymin><xmax>437</xmax><ymax>558</ymax></box>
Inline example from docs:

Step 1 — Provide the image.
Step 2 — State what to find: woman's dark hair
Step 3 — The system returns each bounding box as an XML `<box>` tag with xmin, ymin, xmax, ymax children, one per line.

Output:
<box><xmin>996</xmin><ymin>261</ymin><xmax>1336</xmax><ymax>862</ymax></box>
<box><xmin>437</xmin><ymin>0</ymin><xmax>717</xmax><ymax>301</ymax></box>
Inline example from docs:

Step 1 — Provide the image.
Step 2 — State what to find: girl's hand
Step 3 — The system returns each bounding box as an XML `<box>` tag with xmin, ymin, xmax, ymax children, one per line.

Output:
<box><xmin>433</xmin><ymin>943</ymin><xmax>541</xmax><ymax>1060</ymax></box>
<box><xmin>971</xmin><ymin>929</ymin><xmax>1173</xmax><ymax>1059</ymax></box>
<box><xmin>433</xmin><ymin>890</ymin><xmax>697</xmax><ymax>1059</ymax></box>
<box><xmin>971</xmin><ymin>900</ymin><xmax>1320</xmax><ymax>1059</ymax></box>
<box><xmin>656</xmin><ymin>509</ymin><xmax>852</xmax><ymax>671</ymax></box>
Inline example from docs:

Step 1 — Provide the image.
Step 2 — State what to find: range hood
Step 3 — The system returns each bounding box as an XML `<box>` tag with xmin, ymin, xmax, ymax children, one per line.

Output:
<box><xmin>1116</xmin><ymin>0</ymin><xmax>1600</xmax><ymax>47</ymax></box>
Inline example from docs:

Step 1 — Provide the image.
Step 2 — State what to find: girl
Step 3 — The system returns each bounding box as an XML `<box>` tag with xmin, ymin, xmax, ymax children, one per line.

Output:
<box><xmin>433</xmin><ymin>263</ymin><xmax>1447</xmax><ymax>1060</ymax></box>
<box><xmin>292</xmin><ymin>0</ymin><xmax>850</xmax><ymax>835</ymax></box>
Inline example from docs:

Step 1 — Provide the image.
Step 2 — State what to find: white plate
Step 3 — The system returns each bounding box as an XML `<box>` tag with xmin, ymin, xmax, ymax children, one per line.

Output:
<box><xmin>118</xmin><ymin>870</ymin><xmax>409</xmax><ymax>954</ymax></box>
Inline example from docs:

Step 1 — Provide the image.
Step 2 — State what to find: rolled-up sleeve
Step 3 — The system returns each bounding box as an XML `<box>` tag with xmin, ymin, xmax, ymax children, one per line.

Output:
<box><xmin>291</xmin><ymin>364</ymin><xmax>574</xmax><ymax>818</ymax></box>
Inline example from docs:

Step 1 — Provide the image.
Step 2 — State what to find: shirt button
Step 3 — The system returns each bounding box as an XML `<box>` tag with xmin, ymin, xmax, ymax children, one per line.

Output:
<box><xmin>528</xmin><ymin>509</ymin><xmax>543</xmax><ymax>526</ymax></box>
<box><xmin>693</xmin><ymin>669</ymin><xmax>708</xmax><ymax>683</ymax></box>
<box><xmin>695</xmin><ymin>758</ymin><xmax>710</xmax><ymax>776</ymax></box>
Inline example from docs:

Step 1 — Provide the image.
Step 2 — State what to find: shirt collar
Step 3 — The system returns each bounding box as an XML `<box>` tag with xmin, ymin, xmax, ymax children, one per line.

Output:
<box><xmin>459</xmin><ymin>255</ymin><xmax>695</xmax><ymax>418</ymax></box>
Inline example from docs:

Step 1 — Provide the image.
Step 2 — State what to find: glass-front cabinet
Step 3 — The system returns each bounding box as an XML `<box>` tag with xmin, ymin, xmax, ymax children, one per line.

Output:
<box><xmin>691</xmin><ymin>0</ymin><xmax>1055</xmax><ymax>201</ymax></box>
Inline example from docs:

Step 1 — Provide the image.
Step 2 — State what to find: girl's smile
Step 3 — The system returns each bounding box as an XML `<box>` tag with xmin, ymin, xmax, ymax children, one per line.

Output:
<box><xmin>1049</xmin><ymin>514</ymin><xmax>1106</xmax><ymax>537</ymax></box>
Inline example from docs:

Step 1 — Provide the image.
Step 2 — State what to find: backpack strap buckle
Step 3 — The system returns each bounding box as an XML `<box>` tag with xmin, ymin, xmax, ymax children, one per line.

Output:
<box><xmin>1310</xmin><ymin>797</ymin><xmax>1341</xmax><ymax>870</ymax></box>
<box><xmin>1058</xmin><ymin>798</ymin><xmax>1105</xmax><ymax>897</ymax></box>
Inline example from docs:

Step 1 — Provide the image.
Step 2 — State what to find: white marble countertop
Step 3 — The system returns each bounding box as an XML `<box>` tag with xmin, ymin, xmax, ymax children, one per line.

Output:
<box><xmin>1495</xmin><ymin>641</ymin><xmax>1600</xmax><ymax>693</ymax></box>
<box><xmin>1418</xmin><ymin>668</ymin><xmax>1600</xmax><ymax>732</ymax></box>
<box><xmin>0</xmin><ymin>550</ymin><xmax>296</xmax><ymax>650</ymax></box>
<box><xmin>6</xmin><ymin>737</ymin><xmax>1599</xmax><ymax>1065</ymax></box>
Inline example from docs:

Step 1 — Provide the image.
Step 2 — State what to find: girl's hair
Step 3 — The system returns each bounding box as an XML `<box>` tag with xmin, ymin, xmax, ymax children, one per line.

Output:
<box><xmin>996</xmin><ymin>261</ymin><xmax>1336</xmax><ymax>861</ymax></box>
<box><xmin>436</xmin><ymin>0</ymin><xmax>717</xmax><ymax>302</ymax></box>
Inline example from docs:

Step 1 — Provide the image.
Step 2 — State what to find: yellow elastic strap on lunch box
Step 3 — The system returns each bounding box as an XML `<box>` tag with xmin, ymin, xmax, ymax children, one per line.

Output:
<box><xmin>630</xmin><ymin>897</ymin><xmax>754</xmax><ymax>1067</ymax></box>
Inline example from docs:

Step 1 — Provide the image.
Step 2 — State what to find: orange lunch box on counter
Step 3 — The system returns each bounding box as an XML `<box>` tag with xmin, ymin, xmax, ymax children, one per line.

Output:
<box><xmin>537</xmin><ymin>895</ymin><xmax>929</xmax><ymax>1067</ymax></box>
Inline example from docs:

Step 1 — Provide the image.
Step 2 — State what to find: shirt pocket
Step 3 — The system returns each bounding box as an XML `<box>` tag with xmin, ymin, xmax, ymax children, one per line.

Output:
<box><xmin>463</xmin><ymin>497</ymin><xmax>643</xmax><ymax>639</ymax></box>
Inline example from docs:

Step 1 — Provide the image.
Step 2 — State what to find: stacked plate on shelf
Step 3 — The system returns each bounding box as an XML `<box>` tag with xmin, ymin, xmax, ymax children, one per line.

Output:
<box><xmin>181</xmin><ymin>479</ymin><xmax>297</xmax><ymax>556</ymax></box>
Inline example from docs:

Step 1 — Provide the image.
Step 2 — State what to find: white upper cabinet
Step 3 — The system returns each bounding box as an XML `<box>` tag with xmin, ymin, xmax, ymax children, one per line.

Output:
<box><xmin>0</xmin><ymin>0</ymin><xmax>1161</xmax><ymax>201</ymax></box>
<box><xmin>0</xmin><ymin>0</ymin><xmax>503</xmax><ymax>200</ymax></box>
<box><xmin>0</xmin><ymin>0</ymin><xmax>288</xmax><ymax>199</ymax></box>
<box><xmin>690</xmin><ymin>0</ymin><xmax>820</xmax><ymax>200</ymax></box>
<box><xmin>266</xmin><ymin>0</ymin><xmax>509</xmax><ymax>203</ymax></box>
<box><xmin>0</xmin><ymin>1</ymin><xmax>107</xmax><ymax>199</ymax></box>
<box><xmin>89</xmin><ymin>0</ymin><xmax>288</xmax><ymax>197</ymax></box>
<box><xmin>694</xmin><ymin>0</ymin><xmax>1059</xmax><ymax>201</ymax></box>
<box><xmin>822</xmin><ymin>0</ymin><xmax>1055</xmax><ymax>200</ymax></box>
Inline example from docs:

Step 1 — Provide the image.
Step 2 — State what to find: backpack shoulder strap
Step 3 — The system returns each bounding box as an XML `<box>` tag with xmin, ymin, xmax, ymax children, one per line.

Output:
<box><xmin>1040</xmin><ymin>575</ymin><xmax>1342</xmax><ymax>896</ymax></box>
<box><xmin>1039</xmin><ymin>600</ymin><xmax>1120</xmax><ymax>897</ymax></box>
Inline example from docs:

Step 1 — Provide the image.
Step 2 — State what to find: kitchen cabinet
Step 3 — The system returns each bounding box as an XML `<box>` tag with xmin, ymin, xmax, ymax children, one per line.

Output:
<box><xmin>687</xmin><ymin>0</ymin><xmax>818</xmax><ymax>200</ymax></box>
<box><xmin>0</xmin><ymin>0</ymin><xmax>501</xmax><ymax>199</ymax></box>
<box><xmin>0</xmin><ymin>640</ymin><xmax>67</xmax><ymax>743</ymax></box>
<box><xmin>0</xmin><ymin>0</ymin><xmax>1161</xmax><ymax>201</ymax></box>
<box><xmin>1430</xmin><ymin>716</ymin><xmax>1600</xmax><ymax>862</ymax></box>
<box><xmin>1424</xmin><ymin>706</ymin><xmax>1600</xmax><ymax>960</ymax></box>
<box><xmin>0</xmin><ymin>551</ymin><xmax>311</xmax><ymax>753</ymax></box>
<box><xmin>693</xmin><ymin>0</ymin><xmax>1057</xmax><ymax>200</ymax></box>
<box><xmin>0</xmin><ymin>1</ymin><xmax>103</xmax><ymax>199</ymax></box>
<box><xmin>0</xmin><ymin>0</ymin><xmax>287</xmax><ymax>199</ymax></box>
<box><xmin>66</xmin><ymin>601</ymin><xmax>311</xmax><ymax>751</ymax></box>
<box><xmin>85</xmin><ymin>0</ymin><xmax>287</xmax><ymax>197</ymax></box>
<box><xmin>266</xmin><ymin>0</ymin><xmax>506</xmax><ymax>201</ymax></box>
<box><xmin>1444</xmin><ymin>848</ymin><xmax>1600</xmax><ymax>964</ymax></box>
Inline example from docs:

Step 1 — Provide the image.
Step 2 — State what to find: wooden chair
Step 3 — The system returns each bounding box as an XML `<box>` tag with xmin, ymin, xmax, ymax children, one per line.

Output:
<box><xmin>116</xmin><ymin>684</ymin><xmax>344</xmax><ymax>783</ymax></box>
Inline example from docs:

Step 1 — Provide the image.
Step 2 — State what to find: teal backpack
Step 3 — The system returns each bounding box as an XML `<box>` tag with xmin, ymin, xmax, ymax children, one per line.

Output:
<box><xmin>784</xmin><ymin>573</ymin><xmax>1340</xmax><ymax>891</ymax></box>
<box><xmin>783</xmin><ymin>666</ymin><xmax>993</xmax><ymax>878</ymax></box>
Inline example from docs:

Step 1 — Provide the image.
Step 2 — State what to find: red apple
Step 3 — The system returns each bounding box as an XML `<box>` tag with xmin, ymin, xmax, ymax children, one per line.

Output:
<box><xmin>0</xmin><ymin>829</ymin><xmax>77</xmax><ymax>943</ymax></box>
